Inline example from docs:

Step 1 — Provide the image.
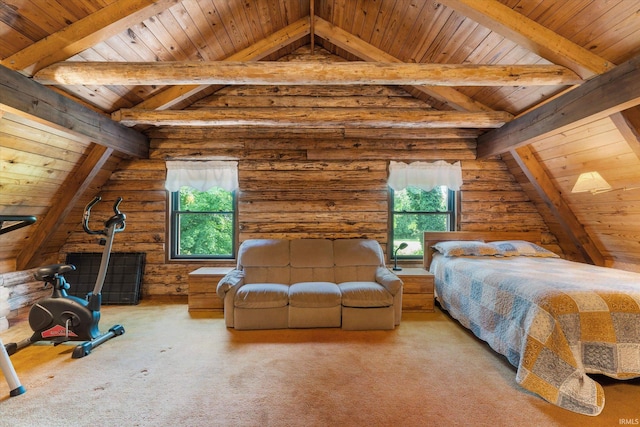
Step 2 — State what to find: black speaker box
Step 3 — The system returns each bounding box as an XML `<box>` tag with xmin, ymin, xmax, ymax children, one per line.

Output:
<box><xmin>64</xmin><ymin>252</ymin><xmax>145</xmax><ymax>305</ymax></box>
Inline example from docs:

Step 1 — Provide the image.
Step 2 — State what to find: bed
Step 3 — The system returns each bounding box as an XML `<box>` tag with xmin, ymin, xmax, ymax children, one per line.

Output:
<box><xmin>424</xmin><ymin>231</ymin><xmax>640</xmax><ymax>416</ymax></box>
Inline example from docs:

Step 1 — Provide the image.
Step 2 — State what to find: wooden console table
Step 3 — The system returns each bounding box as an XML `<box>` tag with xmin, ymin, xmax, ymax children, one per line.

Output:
<box><xmin>395</xmin><ymin>268</ymin><xmax>435</xmax><ymax>312</ymax></box>
<box><xmin>188</xmin><ymin>267</ymin><xmax>233</xmax><ymax>313</ymax></box>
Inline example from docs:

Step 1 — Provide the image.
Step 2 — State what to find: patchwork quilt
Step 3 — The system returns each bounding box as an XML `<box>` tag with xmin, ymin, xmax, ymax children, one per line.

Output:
<box><xmin>430</xmin><ymin>255</ymin><xmax>640</xmax><ymax>415</ymax></box>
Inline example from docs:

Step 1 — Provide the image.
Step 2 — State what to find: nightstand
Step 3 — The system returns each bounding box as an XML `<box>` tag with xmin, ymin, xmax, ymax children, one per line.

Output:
<box><xmin>188</xmin><ymin>267</ymin><xmax>233</xmax><ymax>313</ymax></box>
<box><xmin>394</xmin><ymin>267</ymin><xmax>435</xmax><ymax>312</ymax></box>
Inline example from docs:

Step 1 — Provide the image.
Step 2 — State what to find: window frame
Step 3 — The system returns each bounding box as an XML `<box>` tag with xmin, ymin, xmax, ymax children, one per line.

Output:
<box><xmin>168</xmin><ymin>187</ymin><xmax>237</xmax><ymax>261</ymax></box>
<box><xmin>389</xmin><ymin>186</ymin><xmax>458</xmax><ymax>260</ymax></box>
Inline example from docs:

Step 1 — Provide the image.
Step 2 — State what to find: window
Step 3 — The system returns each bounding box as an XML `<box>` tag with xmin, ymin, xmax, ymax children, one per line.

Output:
<box><xmin>165</xmin><ymin>160</ymin><xmax>239</xmax><ymax>261</ymax></box>
<box><xmin>390</xmin><ymin>186</ymin><xmax>456</xmax><ymax>259</ymax></box>
<box><xmin>169</xmin><ymin>186</ymin><xmax>236</xmax><ymax>260</ymax></box>
<box><xmin>387</xmin><ymin>160</ymin><xmax>462</xmax><ymax>259</ymax></box>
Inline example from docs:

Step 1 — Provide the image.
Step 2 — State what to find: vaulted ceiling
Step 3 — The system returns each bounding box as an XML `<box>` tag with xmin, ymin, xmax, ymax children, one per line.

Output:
<box><xmin>3</xmin><ymin>1</ymin><xmax>637</xmax><ymax>126</ymax></box>
<box><xmin>2</xmin><ymin>0</ymin><xmax>640</xmax><ymax>271</ymax></box>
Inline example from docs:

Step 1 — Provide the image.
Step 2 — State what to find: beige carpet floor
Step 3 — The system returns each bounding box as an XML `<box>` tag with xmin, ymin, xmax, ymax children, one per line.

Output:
<box><xmin>1</xmin><ymin>300</ymin><xmax>639</xmax><ymax>427</ymax></box>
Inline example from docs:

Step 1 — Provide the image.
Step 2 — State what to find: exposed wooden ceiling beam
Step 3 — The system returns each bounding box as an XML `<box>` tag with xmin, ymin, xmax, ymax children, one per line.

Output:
<box><xmin>17</xmin><ymin>144</ymin><xmax>114</xmax><ymax>270</ymax></box>
<box><xmin>35</xmin><ymin>61</ymin><xmax>580</xmax><ymax>86</ymax></box>
<box><xmin>439</xmin><ymin>0</ymin><xmax>612</xmax><ymax>78</ymax></box>
<box><xmin>343</xmin><ymin>128</ymin><xmax>483</xmax><ymax>139</ymax></box>
<box><xmin>1</xmin><ymin>64</ymin><xmax>147</xmax><ymax>158</ymax></box>
<box><xmin>131</xmin><ymin>16</ymin><xmax>497</xmax><ymax>113</ymax></box>
<box><xmin>477</xmin><ymin>54</ymin><xmax>640</xmax><ymax>158</ymax></box>
<box><xmin>1</xmin><ymin>0</ymin><xmax>179</xmax><ymax>75</ymax></box>
<box><xmin>511</xmin><ymin>145</ymin><xmax>604</xmax><ymax>266</ymax></box>
<box><xmin>147</xmin><ymin>127</ymin><xmax>482</xmax><ymax>140</ymax></box>
<box><xmin>134</xmin><ymin>17</ymin><xmax>311</xmax><ymax>111</ymax></box>
<box><xmin>310</xmin><ymin>0</ymin><xmax>315</xmax><ymax>54</ymax></box>
<box><xmin>313</xmin><ymin>17</ymin><xmax>492</xmax><ymax>112</ymax></box>
<box><xmin>112</xmin><ymin>108</ymin><xmax>512</xmax><ymax>128</ymax></box>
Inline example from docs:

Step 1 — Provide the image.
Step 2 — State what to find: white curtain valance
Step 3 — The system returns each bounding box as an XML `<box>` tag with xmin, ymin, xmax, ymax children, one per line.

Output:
<box><xmin>165</xmin><ymin>160</ymin><xmax>239</xmax><ymax>192</ymax></box>
<box><xmin>387</xmin><ymin>160</ymin><xmax>463</xmax><ymax>191</ymax></box>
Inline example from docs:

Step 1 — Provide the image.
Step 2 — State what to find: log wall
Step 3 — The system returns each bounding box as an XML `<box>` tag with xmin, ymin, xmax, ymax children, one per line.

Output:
<box><xmin>0</xmin><ymin>268</ymin><xmax>49</xmax><ymax>330</ymax></box>
<box><xmin>58</xmin><ymin>127</ymin><xmax>553</xmax><ymax>299</ymax></box>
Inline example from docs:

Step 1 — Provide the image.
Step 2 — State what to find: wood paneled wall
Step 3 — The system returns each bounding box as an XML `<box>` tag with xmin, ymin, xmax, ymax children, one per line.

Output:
<box><xmin>0</xmin><ymin>115</ymin><xmax>86</xmax><ymax>270</ymax></box>
<box><xmin>526</xmin><ymin>115</ymin><xmax>640</xmax><ymax>269</ymax></box>
<box><xmin>56</xmin><ymin>125</ymin><xmax>553</xmax><ymax>299</ymax></box>
<box><xmin>1</xmin><ymin>73</ymin><xmax>556</xmax><ymax>321</ymax></box>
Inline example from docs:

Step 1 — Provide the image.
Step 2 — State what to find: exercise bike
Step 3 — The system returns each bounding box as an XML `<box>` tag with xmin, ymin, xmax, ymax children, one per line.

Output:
<box><xmin>5</xmin><ymin>196</ymin><xmax>126</xmax><ymax>360</ymax></box>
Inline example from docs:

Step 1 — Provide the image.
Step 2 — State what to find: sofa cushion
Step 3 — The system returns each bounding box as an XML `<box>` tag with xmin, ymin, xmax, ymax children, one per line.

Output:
<box><xmin>243</xmin><ymin>266</ymin><xmax>290</xmax><ymax>285</ymax></box>
<box><xmin>339</xmin><ymin>281</ymin><xmax>393</xmax><ymax>308</ymax></box>
<box><xmin>289</xmin><ymin>282</ymin><xmax>341</xmax><ymax>308</ymax></box>
<box><xmin>238</xmin><ymin>239</ymin><xmax>290</xmax><ymax>267</ymax></box>
<box><xmin>234</xmin><ymin>283</ymin><xmax>289</xmax><ymax>309</ymax></box>
<box><xmin>333</xmin><ymin>239</ymin><xmax>384</xmax><ymax>266</ymax></box>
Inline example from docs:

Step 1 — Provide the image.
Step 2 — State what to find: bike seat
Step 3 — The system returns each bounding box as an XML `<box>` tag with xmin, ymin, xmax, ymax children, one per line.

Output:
<box><xmin>34</xmin><ymin>264</ymin><xmax>76</xmax><ymax>281</ymax></box>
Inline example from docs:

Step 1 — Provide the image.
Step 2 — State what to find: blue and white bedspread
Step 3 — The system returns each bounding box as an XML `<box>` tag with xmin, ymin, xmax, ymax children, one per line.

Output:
<box><xmin>430</xmin><ymin>254</ymin><xmax>640</xmax><ymax>415</ymax></box>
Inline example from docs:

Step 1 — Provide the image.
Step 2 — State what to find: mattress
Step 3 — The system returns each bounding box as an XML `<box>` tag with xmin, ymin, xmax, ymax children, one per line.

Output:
<box><xmin>430</xmin><ymin>254</ymin><xmax>640</xmax><ymax>415</ymax></box>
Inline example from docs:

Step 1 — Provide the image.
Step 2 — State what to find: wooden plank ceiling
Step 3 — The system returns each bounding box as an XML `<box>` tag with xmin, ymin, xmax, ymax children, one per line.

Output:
<box><xmin>1</xmin><ymin>0</ymin><xmax>640</xmax><ymax>270</ymax></box>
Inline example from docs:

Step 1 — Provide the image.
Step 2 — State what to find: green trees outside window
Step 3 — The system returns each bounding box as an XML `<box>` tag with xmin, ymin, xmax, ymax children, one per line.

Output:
<box><xmin>170</xmin><ymin>187</ymin><xmax>235</xmax><ymax>259</ymax></box>
<box><xmin>169</xmin><ymin>185</ymin><xmax>452</xmax><ymax>260</ymax></box>
<box><xmin>391</xmin><ymin>186</ymin><xmax>456</xmax><ymax>258</ymax></box>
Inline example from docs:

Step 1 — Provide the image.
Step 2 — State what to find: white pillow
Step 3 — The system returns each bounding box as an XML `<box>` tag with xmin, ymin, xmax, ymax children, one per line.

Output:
<box><xmin>433</xmin><ymin>241</ymin><xmax>499</xmax><ymax>257</ymax></box>
<box><xmin>489</xmin><ymin>240</ymin><xmax>559</xmax><ymax>258</ymax></box>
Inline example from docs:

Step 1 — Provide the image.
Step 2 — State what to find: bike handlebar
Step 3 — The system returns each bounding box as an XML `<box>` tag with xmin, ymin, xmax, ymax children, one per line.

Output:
<box><xmin>85</xmin><ymin>196</ymin><xmax>101</xmax><ymax>212</ymax></box>
<box><xmin>0</xmin><ymin>215</ymin><xmax>36</xmax><ymax>235</ymax></box>
<box><xmin>113</xmin><ymin>197</ymin><xmax>123</xmax><ymax>215</ymax></box>
<box><xmin>82</xmin><ymin>197</ymin><xmax>101</xmax><ymax>235</ymax></box>
<box><xmin>83</xmin><ymin>196</ymin><xmax>126</xmax><ymax>235</ymax></box>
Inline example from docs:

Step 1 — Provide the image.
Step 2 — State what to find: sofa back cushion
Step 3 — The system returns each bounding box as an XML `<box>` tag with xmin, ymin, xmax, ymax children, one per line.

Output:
<box><xmin>236</xmin><ymin>238</ymin><xmax>387</xmax><ymax>285</ymax></box>
<box><xmin>290</xmin><ymin>239</ymin><xmax>334</xmax><ymax>267</ymax></box>
<box><xmin>333</xmin><ymin>239</ymin><xmax>384</xmax><ymax>283</ymax></box>
<box><xmin>238</xmin><ymin>239</ymin><xmax>290</xmax><ymax>267</ymax></box>
<box><xmin>290</xmin><ymin>239</ymin><xmax>335</xmax><ymax>283</ymax></box>
<box><xmin>238</xmin><ymin>239</ymin><xmax>291</xmax><ymax>284</ymax></box>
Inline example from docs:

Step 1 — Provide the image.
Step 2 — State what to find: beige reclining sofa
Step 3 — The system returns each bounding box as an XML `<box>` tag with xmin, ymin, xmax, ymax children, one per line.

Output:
<box><xmin>216</xmin><ymin>238</ymin><xmax>403</xmax><ymax>330</ymax></box>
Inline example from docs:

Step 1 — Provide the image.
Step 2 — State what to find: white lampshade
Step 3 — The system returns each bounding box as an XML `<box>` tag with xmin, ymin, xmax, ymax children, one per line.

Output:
<box><xmin>571</xmin><ymin>171</ymin><xmax>612</xmax><ymax>194</ymax></box>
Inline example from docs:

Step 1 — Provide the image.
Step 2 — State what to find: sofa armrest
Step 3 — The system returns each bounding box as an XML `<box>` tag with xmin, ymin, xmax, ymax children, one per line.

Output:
<box><xmin>216</xmin><ymin>269</ymin><xmax>245</xmax><ymax>298</ymax></box>
<box><xmin>375</xmin><ymin>267</ymin><xmax>402</xmax><ymax>295</ymax></box>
